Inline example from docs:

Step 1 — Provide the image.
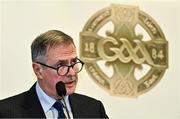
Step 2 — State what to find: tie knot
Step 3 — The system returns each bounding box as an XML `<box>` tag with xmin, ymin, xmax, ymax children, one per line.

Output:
<box><xmin>53</xmin><ymin>101</ymin><xmax>64</xmax><ymax>111</ymax></box>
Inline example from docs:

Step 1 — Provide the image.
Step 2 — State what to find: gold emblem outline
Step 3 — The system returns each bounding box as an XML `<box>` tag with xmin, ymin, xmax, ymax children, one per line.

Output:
<box><xmin>80</xmin><ymin>4</ymin><xmax>168</xmax><ymax>97</ymax></box>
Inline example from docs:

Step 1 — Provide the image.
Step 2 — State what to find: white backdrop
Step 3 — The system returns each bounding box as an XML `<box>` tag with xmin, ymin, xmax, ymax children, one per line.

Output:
<box><xmin>0</xmin><ymin>0</ymin><xmax>180</xmax><ymax>118</ymax></box>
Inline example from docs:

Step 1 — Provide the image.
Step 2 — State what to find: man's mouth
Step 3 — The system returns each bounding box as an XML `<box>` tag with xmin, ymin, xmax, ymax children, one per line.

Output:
<box><xmin>64</xmin><ymin>80</ymin><xmax>76</xmax><ymax>87</ymax></box>
<box><xmin>65</xmin><ymin>80</ymin><xmax>74</xmax><ymax>84</ymax></box>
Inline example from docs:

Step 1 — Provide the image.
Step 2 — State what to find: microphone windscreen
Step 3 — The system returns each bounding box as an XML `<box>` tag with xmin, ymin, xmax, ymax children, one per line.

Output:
<box><xmin>56</xmin><ymin>81</ymin><xmax>66</xmax><ymax>97</ymax></box>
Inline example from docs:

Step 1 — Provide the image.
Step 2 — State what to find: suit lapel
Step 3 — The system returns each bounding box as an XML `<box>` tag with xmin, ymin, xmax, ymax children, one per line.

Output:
<box><xmin>21</xmin><ymin>83</ymin><xmax>46</xmax><ymax>118</ymax></box>
<box><xmin>69</xmin><ymin>93</ymin><xmax>87</xmax><ymax>118</ymax></box>
<box><xmin>69</xmin><ymin>94</ymin><xmax>81</xmax><ymax>118</ymax></box>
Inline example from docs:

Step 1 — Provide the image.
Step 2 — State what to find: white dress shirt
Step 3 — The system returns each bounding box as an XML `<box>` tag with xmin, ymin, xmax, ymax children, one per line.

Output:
<box><xmin>35</xmin><ymin>82</ymin><xmax>73</xmax><ymax>119</ymax></box>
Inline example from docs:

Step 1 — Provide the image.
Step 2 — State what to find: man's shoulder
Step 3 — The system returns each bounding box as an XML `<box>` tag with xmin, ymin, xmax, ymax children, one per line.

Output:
<box><xmin>0</xmin><ymin>91</ymin><xmax>28</xmax><ymax>105</ymax></box>
<box><xmin>0</xmin><ymin>83</ymin><xmax>36</xmax><ymax>106</ymax></box>
<box><xmin>70</xmin><ymin>93</ymin><xmax>101</xmax><ymax>103</ymax></box>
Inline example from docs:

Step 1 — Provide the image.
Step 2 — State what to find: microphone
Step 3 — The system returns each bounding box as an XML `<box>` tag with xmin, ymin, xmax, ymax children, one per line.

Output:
<box><xmin>56</xmin><ymin>81</ymin><xmax>70</xmax><ymax>119</ymax></box>
<box><xmin>56</xmin><ymin>81</ymin><xmax>66</xmax><ymax>97</ymax></box>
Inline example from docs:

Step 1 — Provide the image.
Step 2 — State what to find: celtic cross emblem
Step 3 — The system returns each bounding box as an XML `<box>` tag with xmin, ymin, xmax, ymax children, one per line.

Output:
<box><xmin>80</xmin><ymin>4</ymin><xmax>168</xmax><ymax>97</ymax></box>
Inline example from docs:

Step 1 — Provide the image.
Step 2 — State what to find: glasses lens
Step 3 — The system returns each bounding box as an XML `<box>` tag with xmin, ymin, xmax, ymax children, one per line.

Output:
<box><xmin>58</xmin><ymin>66</ymin><xmax>68</xmax><ymax>76</ymax></box>
<box><xmin>73</xmin><ymin>62</ymin><xmax>83</xmax><ymax>73</ymax></box>
<box><xmin>57</xmin><ymin>61</ymin><xmax>84</xmax><ymax>76</ymax></box>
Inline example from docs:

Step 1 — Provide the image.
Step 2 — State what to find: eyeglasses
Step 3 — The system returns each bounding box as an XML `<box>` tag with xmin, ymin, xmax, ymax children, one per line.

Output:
<box><xmin>35</xmin><ymin>58</ymin><xmax>84</xmax><ymax>76</ymax></box>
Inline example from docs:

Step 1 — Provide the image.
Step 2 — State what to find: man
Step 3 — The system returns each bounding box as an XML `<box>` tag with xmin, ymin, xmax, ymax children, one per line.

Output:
<box><xmin>0</xmin><ymin>30</ymin><xmax>108</xmax><ymax>118</ymax></box>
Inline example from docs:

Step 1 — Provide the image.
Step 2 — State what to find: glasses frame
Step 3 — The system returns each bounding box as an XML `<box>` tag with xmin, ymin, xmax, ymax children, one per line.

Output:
<box><xmin>35</xmin><ymin>58</ymin><xmax>84</xmax><ymax>76</ymax></box>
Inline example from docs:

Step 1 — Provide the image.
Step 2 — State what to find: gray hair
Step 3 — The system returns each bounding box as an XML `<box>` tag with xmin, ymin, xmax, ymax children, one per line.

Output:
<box><xmin>31</xmin><ymin>30</ymin><xmax>75</xmax><ymax>62</ymax></box>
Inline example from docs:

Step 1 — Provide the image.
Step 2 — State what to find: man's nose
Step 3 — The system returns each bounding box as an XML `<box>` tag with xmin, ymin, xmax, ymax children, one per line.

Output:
<box><xmin>67</xmin><ymin>67</ymin><xmax>76</xmax><ymax>76</ymax></box>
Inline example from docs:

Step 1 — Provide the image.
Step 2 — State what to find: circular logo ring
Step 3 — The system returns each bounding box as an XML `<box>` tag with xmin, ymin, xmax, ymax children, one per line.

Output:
<box><xmin>80</xmin><ymin>4</ymin><xmax>168</xmax><ymax>97</ymax></box>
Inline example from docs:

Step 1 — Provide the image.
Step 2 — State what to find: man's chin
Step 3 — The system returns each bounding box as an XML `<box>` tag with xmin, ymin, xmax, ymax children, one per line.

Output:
<box><xmin>66</xmin><ymin>87</ymin><xmax>76</xmax><ymax>95</ymax></box>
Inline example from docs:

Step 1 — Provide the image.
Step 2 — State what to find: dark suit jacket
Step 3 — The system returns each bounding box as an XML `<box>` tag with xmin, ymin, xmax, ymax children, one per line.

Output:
<box><xmin>0</xmin><ymin>83</ymin><xmax>108</xmax><ymax>118</ymax></box>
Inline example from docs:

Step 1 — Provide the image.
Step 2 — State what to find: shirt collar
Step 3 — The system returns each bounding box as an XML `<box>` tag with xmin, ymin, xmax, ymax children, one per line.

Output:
<box><xmin>36</xmin><ymin>82</ymin><xmax>56</xmax><ymax>113</ymax></box>
<box><xmin>35</xmin><ymin>82</ymin><xmax>70</xmax><ymax>113</ymax></box>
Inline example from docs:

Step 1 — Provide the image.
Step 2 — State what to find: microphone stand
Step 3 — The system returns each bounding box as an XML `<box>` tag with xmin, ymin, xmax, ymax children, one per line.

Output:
<box><xmin>56</xmin><ymin>81</ymin><xmax>70</xmax><ymax>119</ymax></box>
<box><xmin>59</xmin><ymin>95</ymin><xmax>71</xmax><ymax>119</ymax></box>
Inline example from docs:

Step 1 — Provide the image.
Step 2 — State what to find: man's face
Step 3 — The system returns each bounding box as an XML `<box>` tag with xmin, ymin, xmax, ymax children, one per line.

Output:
<box><xmin>33</xmin><ymin>43</ymin><xmax>78</xmax><ymax>99</ymax></box>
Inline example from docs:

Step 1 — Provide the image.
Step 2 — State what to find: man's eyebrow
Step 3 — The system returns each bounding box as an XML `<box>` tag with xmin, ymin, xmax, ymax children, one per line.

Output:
<box><xmin>54</xmin><ymin>60</ymin><xmax>66</xmax><ymax>66</ymax></box>
<box><xmin>54</xmin><ymin>57</ymin><xmax>78</xmax><ymax>66</ymax></box>
<box><xmin>71</xmin><ymin>57</ymin><xmax>78</xmax><ymax>62</ymax></box>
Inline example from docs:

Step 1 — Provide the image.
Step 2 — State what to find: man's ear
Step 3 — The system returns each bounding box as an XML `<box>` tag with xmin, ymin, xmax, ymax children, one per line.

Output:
<box><xmin>32</xmin><ymin>63</ymin><xmax>43</xmax><ymax>80</ymax></box>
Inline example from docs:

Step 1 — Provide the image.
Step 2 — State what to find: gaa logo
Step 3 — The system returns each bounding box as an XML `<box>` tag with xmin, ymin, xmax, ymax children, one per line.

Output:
<box><xmin>80</xmin><ymin>4</ymin><xmax>168</xmax><ymax>97</ymax></box>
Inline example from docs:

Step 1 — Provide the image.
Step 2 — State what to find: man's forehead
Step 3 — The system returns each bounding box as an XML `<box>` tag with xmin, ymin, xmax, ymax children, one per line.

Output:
<box><xmin>45</xmin><ymin>44</ymin><xmax>77</xmax><ymax>64</ymax></box>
